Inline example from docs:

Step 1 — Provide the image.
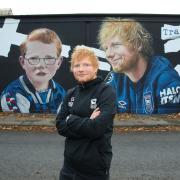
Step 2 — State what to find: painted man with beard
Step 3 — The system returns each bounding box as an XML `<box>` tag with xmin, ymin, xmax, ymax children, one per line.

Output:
<box><xmin>1</xmin><ymin>28</ymin><xmax>65</xmax><ymax>113</ymax></box>
<box><xmin>98</xmin><ymin>18</ymin><xmax>180</xmax><ymax>114</ymax></box>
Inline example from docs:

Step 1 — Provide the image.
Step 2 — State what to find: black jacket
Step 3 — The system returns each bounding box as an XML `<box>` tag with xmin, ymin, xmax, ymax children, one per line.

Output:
<box><xmin>56</xmin><ymin>77</ymin><xmax>116</xmax><ymax>177</ymax></box>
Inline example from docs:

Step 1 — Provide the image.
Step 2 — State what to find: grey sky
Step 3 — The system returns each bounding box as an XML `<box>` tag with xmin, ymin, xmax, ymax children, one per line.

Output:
<box><xmin>1</xmin><ymin>0</ymin><xmax>180</xmax><ymax>15</ymax></box>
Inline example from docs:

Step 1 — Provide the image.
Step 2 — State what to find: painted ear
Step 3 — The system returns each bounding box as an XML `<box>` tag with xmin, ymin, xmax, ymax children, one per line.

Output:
<box><xmin>57</xmin><ymin>56</ymin><xmax>62</xmax><ymax>67</ymax></box>
<box><xmin>19</xmin><ymin>56</ymin><xmax>25</xmax><ymax>67</ymax></box>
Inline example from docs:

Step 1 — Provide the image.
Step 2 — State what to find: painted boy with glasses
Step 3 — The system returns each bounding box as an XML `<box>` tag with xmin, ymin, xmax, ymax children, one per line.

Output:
<box><xmin>1</xmin><ymin>28</ymin><xmax>65</xmax><ymax>113</ymax></box>
<box><xmin>98</xmin><ymin>18</ymin><xmax>180</xmax><ymax>114</ymax></box>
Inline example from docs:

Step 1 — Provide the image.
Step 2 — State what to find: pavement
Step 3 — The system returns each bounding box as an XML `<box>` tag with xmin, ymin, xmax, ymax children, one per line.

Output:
<box><xmin>0</xmin><ymin>112</ymin><xmax>180</xmax><ymax>129</ymax></box>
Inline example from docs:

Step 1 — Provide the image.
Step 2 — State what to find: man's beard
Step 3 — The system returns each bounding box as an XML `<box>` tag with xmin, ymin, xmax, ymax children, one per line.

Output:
<box><xmin>112</xmin><ymin>58</ymin><xmax>137</xmax><ymax>73</ymax></box>
<box><xmin>112</xmin><ymin>66</ymin><xmax>123</xmax><ymax>73</ymax></box>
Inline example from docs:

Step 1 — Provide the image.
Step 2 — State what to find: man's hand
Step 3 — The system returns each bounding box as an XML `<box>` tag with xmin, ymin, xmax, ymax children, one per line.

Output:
<box><xmin>90</xmin><ymin>107</ymin><xmax>101</xmax><ymax>120</ymax></box>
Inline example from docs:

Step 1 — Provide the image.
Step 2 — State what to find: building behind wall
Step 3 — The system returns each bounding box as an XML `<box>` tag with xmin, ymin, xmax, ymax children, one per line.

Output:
<box><xmin>0</xmin><ymin>8</ymin><xmax>13</xmax><ymax>16</ymax></box>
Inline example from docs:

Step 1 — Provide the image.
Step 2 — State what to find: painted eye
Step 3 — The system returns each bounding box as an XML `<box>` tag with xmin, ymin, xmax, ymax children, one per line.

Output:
<box><xmin>28</xmin><ymin>58</ymin><xmax>39</xmax><ymax>65</ymax></box>
<box><xmin>44</xmin><ymin>58</ymin><xmax>56</xmax><ymax>65</ymax></box>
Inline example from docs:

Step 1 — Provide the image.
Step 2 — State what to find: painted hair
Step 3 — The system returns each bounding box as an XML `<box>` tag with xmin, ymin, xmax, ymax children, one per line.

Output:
<box><xmin>20</xmin><ymin>28</ymin><xmax>62</xmax><ymax>57</ymax></box>
<box><xmin>70</xmin><ymin>45</ymin><xmax>99</xmax><ymax>71</ymax></box>
<box><xmin>98</xmin><ymin>17</ymin><xmax>154</xmax><ymax>59</ymax></box>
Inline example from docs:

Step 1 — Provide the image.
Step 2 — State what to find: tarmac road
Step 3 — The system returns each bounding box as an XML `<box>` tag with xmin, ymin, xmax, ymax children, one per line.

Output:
<box><xmin>0</xmin><ymin>131</ymin><xmax>180</xmax><ymax>180</ymax></box>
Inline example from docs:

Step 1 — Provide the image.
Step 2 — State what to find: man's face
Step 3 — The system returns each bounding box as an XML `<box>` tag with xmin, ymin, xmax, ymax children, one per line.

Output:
<box><xmin>103</xmin><ymin>35</ymin><xmax>139</xmax><ymax>73</ymax></box>
<box><xmin>72</xmin><ymin>57</ymin><xmax>97</xmax><ymax>83</ymax></box>
<box><xmin>20</xmin><ymin>41</ymin><xmax>61</xmax><ymax>85</ymax></box>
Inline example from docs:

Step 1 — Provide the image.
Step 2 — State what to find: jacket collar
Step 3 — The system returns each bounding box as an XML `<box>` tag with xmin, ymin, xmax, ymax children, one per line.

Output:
<box><xmin>78</xmin><ymin>76</ymin><xmax>103</xmax><ymax>90</ymax></box>
<box><xmin>22</xmin><ymin>75</ymin><xmax>56</xmax><ymax>93</ymax></box>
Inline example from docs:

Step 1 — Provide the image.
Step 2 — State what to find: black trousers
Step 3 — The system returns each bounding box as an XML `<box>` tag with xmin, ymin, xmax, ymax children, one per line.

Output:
<box><xmin>59</xmin><ymin>163</ymin><xmax>110</xmax><ymax>180</ymax></box>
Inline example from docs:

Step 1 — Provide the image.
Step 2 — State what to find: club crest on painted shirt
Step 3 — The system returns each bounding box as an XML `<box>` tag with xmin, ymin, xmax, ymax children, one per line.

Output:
<box><xmin>143</xmin><ymin>91</ymin><xmax>154</xmax><ymax>114</ymax></box>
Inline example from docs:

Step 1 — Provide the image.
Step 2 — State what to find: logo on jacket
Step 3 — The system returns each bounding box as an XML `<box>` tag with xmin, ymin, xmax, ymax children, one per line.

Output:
<box><xmin>90</xmin><ymin>98</ymin><xmax>97</xmax><ymax>109</ymax></box>
<box><xmin>118</xmin><ymin>100</ymin><xmax>127</xmax><ymax>109</ymax></box>
<box><xmin>68</xmin><ymin>97</ymin><xmax>75</xmax><ymax>107</ymax></box>
<box><xmin>143</xmin><ymin>91</ymin><xmax>154</xmax><ymax>114</ymax></box>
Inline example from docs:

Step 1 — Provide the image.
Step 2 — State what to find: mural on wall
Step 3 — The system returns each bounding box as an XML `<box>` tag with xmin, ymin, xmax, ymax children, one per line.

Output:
<box><xmin>0</xmin><ymin>15</ymin><xmax>179</xmax><ymax>114</ymax></box>
<box><xmin>161</xmin><ymin>24</ymin><xmax>180</xmax><ymax>74</ymax></box>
